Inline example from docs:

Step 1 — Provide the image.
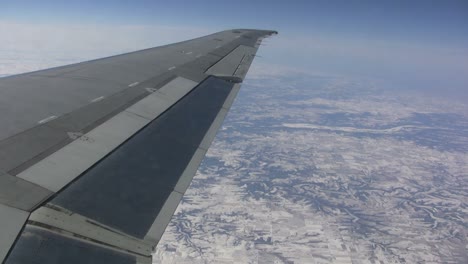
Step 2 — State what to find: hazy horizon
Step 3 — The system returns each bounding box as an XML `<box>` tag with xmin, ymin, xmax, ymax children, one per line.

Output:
<box><xmin>1</xmin><ymin>1</ymin><xmax>467</xmax><ymax>101</ymax></box>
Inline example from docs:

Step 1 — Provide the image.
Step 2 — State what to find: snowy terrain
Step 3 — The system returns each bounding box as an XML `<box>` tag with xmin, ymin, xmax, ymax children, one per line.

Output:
<box><xmin>154</xmin><ymin>70</ymin><xmax>468</xmax><ymax>263</ymax></box>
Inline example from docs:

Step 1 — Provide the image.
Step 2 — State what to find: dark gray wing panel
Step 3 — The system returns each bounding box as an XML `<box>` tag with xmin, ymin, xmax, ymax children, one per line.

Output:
<box><xmin>6</xmin><ymin>227</ymin><xmax>136</xmax><ymax>264</ymax></box>
<box><xmin>51</xmin><ymin>77</ymin><xmax>233</xmax><ymax>238</ymax></box>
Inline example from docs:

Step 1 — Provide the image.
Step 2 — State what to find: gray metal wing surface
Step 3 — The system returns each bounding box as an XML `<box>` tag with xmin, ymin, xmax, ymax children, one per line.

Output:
<box><xmin>0</xmin><ymin>29</ymin><xmax>277</xmax><ymax>264</ymax></box>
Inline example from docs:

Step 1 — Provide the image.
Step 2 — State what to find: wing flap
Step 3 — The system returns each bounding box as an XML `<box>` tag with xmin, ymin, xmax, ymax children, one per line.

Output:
<box><xmin>6</xmin><ymin>225</ymin><xmax>148</xmax><ymax>264</ymax></box>
<box><xmin>0</xmin><ymin>204</ymin><xmax>29</xmax><ymax>262</ymax></box>
<box><xmin>206</xmin><ymin>45</ymin><xmax>257</xmax><ymax>77</ymax></box>
<box><xmin>16</xmin><ymin>77</ymin><xmax>199</xmax><ymax>193</ymax></box>
<box><xmin>6</xmin><ymin>76</ymin><xmax>236</xmax><ymax>263</ymax></box>
<box><xmin>48</xmin><ymin>76</ymin><xmax>234</xmax><ymax>238</ymax></box>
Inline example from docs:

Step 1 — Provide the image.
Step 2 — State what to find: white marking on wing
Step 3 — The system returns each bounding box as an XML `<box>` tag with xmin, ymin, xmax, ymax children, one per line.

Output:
<box><xmin>38</xmin><ymin>115</ymin><xmax>57</xmax><ymax>124</ymax></box>
<box><xmin>90</xmin><ymin>96</ymin><xmax>104</xmax><ymax>103</ymax></box>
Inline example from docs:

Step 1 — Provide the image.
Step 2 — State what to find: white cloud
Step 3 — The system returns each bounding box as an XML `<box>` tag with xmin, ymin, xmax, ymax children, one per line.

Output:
<box><xmin>1</xmin><ymin>21</ymin><xmax>467</xmax><ymax>98</ymax></box>
<box><xmin>265</xmin><ymin>32</ymin><xmax>468</xmax><ymax>71</ymax></box>
<box><xmin>247</xmin><ymin>61</ymin><xmax>339</xmax><ymax>80</ymax></box>
<box><xmin>0</xmin><ymin>21</ymin><xmax>213</xmax><ymax>75</ymax></box>
<box><xmin>253</xmin><ymin>32</ymin><xmax>468</xmax><ymax>98</ymax></box>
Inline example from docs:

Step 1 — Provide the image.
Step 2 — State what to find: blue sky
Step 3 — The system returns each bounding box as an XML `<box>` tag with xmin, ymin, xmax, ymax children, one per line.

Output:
<box><xmin>2</xmin><ymin>0</ymin><xmax>466</xmax><ymax>43</ymax></box>
<box><xmin>1</xmin><ymin>0</ymin><xmax>467</xmax><ymax>99</ymax></box>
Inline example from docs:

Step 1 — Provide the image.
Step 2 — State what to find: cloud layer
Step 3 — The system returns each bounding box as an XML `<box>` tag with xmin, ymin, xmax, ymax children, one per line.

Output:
<box><xmin>1</xmin><ymin>21</ymin><xmax>467</xmax><ymax>100</ymax></box>
<box><xmin>0</xmin><ymin>21</ymin><xmax>212</xmax><ymax>75</ymax></box>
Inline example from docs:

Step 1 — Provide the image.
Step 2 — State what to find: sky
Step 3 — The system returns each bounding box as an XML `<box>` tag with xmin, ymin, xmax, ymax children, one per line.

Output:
<box><xmin>1</xmin><ymin>0</ymin><xmax>467</xmax><ymax>99</ymax></box>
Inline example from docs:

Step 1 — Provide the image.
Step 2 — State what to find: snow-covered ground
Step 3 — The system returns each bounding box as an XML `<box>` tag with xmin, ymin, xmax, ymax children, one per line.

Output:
<box><xmin>154</xmin><ymin>71</ymin><xmax>468</xmax><ymax>263</ymax></box>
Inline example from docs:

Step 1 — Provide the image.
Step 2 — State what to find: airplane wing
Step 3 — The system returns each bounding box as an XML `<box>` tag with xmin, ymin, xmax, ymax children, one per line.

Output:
<box><xmin>0</xmin><ymin>29</ymin><xmax>277</xmax><ymax>264</ymax></box>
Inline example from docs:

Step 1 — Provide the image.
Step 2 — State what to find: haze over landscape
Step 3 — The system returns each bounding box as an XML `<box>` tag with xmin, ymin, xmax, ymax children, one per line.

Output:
<box><xmin>1</xmin><ymin>1</ymin><xmax>467</xmax><ymax>263</ymax></box>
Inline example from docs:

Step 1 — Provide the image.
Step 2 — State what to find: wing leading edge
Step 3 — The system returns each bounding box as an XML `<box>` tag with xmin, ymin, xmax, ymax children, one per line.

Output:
<box><xmin>0</xmin><ymin>29</ymin><xmax>277</xmax><ymax>263</ymax></box>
